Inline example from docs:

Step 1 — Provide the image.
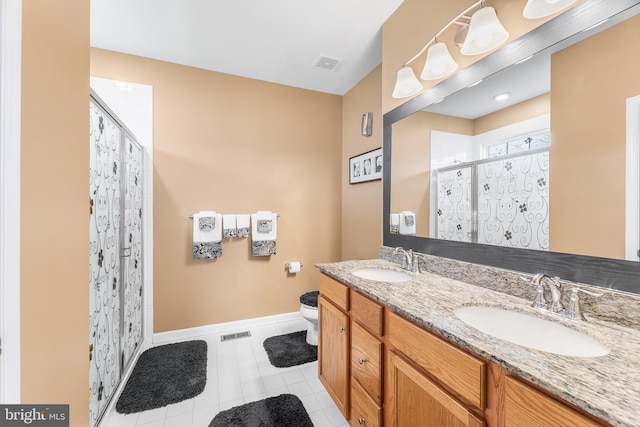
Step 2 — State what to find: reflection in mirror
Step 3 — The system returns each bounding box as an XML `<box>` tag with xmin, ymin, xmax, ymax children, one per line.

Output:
<box><xmin>390</xmin><ymin>4</ymin><xmax>640</xmax><ymax>262</ymax></box>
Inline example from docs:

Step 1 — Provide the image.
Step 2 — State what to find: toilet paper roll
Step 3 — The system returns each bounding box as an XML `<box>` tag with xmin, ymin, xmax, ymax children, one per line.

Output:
<box><xmin>287</xmin><ymin>262</ymin><xmax>301</xmax><ymax>274</ymax></box>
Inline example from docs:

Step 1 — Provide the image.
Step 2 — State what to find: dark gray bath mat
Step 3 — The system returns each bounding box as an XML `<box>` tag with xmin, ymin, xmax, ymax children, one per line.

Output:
<box><xmin>209</xmin><ymin>394</ymin><xmax>313</xmax><ymax>427</ymax></box>
<box><xmin>115</xmin><ymin>340</ymin><xmax>207</xmax><ymax>414</ymax></box>
<box><xmin>263</xmin><ymin>330</ymin><xmax>317</xmax><ymax>368</ymax></box>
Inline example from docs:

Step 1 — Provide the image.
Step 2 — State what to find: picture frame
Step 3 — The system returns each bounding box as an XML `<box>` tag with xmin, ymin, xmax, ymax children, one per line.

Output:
<box><xmin>349</xmin><ymin>147</ymin><xmax>383</xmax><ymax>184</ymax></box>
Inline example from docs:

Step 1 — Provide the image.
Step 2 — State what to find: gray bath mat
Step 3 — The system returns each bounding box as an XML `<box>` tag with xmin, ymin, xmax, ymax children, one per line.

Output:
<box><xmin>115</xmin><ymin>340</ymin><xmax>207</xmax><ymax>414</ymax></box>
<box><xmin>209</xmin><ymin>394</ymin><xmax>313</xmax><ymax>427</ymax></box>
<box><xmin>263</xmin><ymin>330</ymin><xmax>317</xmax><ymax>368</ymax></box>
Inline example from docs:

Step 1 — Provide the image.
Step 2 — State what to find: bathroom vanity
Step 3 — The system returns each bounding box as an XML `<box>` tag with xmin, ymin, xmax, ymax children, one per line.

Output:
<box><xmin>316</xmin><ymin>258</ymin><xmax>640</xmax><ymax>427</ymax></box>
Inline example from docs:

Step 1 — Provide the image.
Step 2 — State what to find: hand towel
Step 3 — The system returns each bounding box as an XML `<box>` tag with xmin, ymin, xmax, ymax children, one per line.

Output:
<box><xmin>399</xmin><ymin>211</ymin><xmax>416</xmax><ymax>236</ymax></box>
<box><xmin>251</xmin><ymin>211</ymin><xmax>277</xmax><ymax>256</ymax></box>
<box><xmin>390</xmin><ymin>213</ymin><xmax>400</xmax><ymax>234</ymax></box>
<box><xmin>193</xmin><ymin>211</ymin><xmax>223</xmax><ymax>259</ymax></box>
<box><xmin>198</xmin><ymin>210</ymin><xmax>217</xmax><ymax>231</ymax></box>
<box><xmin>236</xmin><ymin>214</ymin><xmax>250</xmax><ymax>238</ymax></box>
<box><xmin>255</xmin><ymin>210</ymin><xmax>273</xmax><ymax>233</ymax></box>
<box><xmin>223</xmin><ymin>214</ymin><xmax>237</xmax><ymax>238</ymax></box>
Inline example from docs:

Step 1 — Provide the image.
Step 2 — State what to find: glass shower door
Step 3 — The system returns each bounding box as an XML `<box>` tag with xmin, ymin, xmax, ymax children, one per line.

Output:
<box><xmin>89</xmin><ymin>98</ymin><xmax>123</xmax><ymax>426</ymax></box>
<box><xmin>121</xmin><ymin>134</ymin><xmax>143</xmax><ymax>370</ymax></box>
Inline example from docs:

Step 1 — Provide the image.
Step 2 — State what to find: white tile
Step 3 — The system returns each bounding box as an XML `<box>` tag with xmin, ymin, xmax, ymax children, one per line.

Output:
<box><xmin>136</xmin><ymin>419</ymin><xmax>164</xmax><ymax>427</ymax></box>
<box><xmin>262</xmin><ymin>373</ymin><xmax>286</xmax><ymax>391</ymax></box>
<box><xmin>103</xmin><ymin>315</ymin><xmax>344</xmax><ymax>427</ymax></box>
<box><xmin>298</xmin><ymin>393</ymin><xmax>323</xmax><ymax>414</ymax></box>
<box><xmin>165</xmin><ymin>399</ymin><xmax>194</xmax><ymax>418</ymax></box>
<box><xmin>191</xmin><ymin>406</ymin><xmax>218</xmax><ymax>427</ymax></box>
<box><xmin>316</xmin><ymin>390</ymin><xmax>338</xmax><ymax>409</ymax></box>
<box><xmin>163</xmin><ymin>410</ymin><xmax>193</xmax><ymax>427</ymax></box>
<box><xmin>103</xmin><ymin>411</ymin><xmax>138</xmax><ymax>427</ymax></box>
<box><xmin>307</xmin><ymin>409</ymin><xmax>333</xmax><ymax>427</ymax></box>
<box><xmin>193</xmin><ymin>389</ymin><xmax>219</xmax><ymax>410</ymax></box>
<box><xmin>308</xmin><ymin>377</ymin><xmax>326</xmax><ymax>393</ymax></box>
<box><xmin>136</xmin><ymin>407</ymin><xmax>167</xmax><ymax>425</ymax></box>
<box><xmin>217</xmin><ymin>398</ymin><xmax>244</xmax><ymax>412</ymax></box>
<box><xmin>282</xmin><ymin>369</ymin><xmax>306</xmax><ymax>385</ymax></box>
<box><xmin>325</xmin><ymin>404</ymin><xmax>348</xmax><ymax>426</ymax></box>
<box><xmin>287</xmin><ymin>380</ymin><xmax>314</xmax><ymax>397</ymax></box>
<box><xmin>217</xmin><ymin>384</ymin><xmax>243</xmax><ymax>403</ymax></box>
<box><xmin>240</xmin><ymin>379</ymin><xmax>265</xmax><ymax>397</ymax></box>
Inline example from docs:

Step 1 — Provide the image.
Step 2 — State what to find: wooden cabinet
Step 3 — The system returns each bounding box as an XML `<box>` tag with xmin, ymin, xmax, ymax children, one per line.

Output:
<box><xmin>386</xmin><ymin>351</ymin><xmax>485</xmax><ymax>427</ymax></box>
<box><xmin>504</xmin><ymin>376</ymin><xmax>604</xmax><ymax>427</ymax></box>
<box><xmin>318</xmin><ymin>272</ymin><xmax>607</xmax><ymax>427</ymax></box>
<box><xmin>318</xmin><ymin>276</ymin><xmax>350</xmax><ymax>419</ymax></box>
<box><xmin>387</xmin><ymin>312</ymin><xmax>486</xmax><ymax>411</ymax></box>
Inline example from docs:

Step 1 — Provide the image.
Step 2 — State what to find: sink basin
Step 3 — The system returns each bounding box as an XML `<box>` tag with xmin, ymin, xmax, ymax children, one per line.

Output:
<box><xmin>351</xmin><ymin>268</ymin><xmax>412</xmax><ymax>283</ymax></box>
<box><xmin>454</xmin><ymin>306</ymin><xmax>610</xmax><ymax>358</ymax></box>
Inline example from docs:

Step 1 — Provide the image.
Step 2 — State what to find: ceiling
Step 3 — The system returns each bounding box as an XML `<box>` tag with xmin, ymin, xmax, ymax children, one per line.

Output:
<box><xmin>90</xmin><ymin>0</ymin><xmax>405</xmax><ymax>95</ymax></box>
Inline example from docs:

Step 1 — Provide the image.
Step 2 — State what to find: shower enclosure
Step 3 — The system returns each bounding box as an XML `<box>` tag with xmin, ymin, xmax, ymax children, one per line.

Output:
<box><xmin>89</xmin><ymin>91</ymin><xmax>144</xmax><ymax>426</ymax></box>
<box><xmin>434</xmin><ymin>147</ymin><xmax>550</xmax><ymax>251</ymax></box>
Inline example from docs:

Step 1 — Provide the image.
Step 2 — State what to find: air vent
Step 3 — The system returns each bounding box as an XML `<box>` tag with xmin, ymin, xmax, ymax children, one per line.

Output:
<box><xmin>220</xmin><ymin>331</ymin><xmax>252</xmax><ymax>342</ymax></box>
<box><xmin>314</xmin><ymin>55</ymin><xmax>341</xmax><ymax>71</ymax></box>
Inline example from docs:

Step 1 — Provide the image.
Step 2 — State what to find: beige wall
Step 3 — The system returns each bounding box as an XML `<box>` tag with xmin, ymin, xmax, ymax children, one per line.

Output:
<box><xmin>91</xmin><ymin>49</ymin><xmax>343</xmax><ymax>332</ymax></box>
<box><xmin>550</xmin><ymin>15</ymin><xmax>640</xmax><ymax>258</ymax></box>
<box><xmin>382</xmin><ymin>0</ymin><xmax>565</xmax><ymax>113</ymax></box>
<box><xmin>341</xmin><ymin>66</ymin><xmax>383</xmax><ymax>260</ymax></box>
<box><xmin>21</xmin><ymin>1</ymin><xmax>89</xmax><ymax>426</ymax></box>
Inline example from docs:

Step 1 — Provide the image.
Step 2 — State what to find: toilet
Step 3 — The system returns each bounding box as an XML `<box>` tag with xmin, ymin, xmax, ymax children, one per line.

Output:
<box><xmin>299</xmin><ymin>291</ymin><xmax>319</xmax><ymax>346</ymax></box>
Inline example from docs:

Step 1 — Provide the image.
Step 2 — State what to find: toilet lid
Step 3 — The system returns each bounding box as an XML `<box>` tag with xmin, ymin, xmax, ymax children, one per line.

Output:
<box><xmin>299</xmin><ymin>291</ymin><xmax>319</xmax><ymax>308</ymax></box>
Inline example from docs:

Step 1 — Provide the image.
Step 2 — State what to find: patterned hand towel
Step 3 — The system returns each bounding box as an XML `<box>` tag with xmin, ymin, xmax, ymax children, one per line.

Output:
<box><xmin>222</xmin><ymin>214</ymin><xmax>237</xmax><ymax>238</ymax></box>
<box><xmin>399</xmin><ymin>211</ymin><xmax>416</xmax><ymax>236</ymax></box>
<box><xmin>193</xmin><ymin>211</ymin><xmax>222</xmax><ymax>259</ymax></box>
<box><xmin>236</xmin><ymin>214</ymin><xmax>250</xmax><ymax>238</ymax></box>
<box><xmin>251</xmin><ymin>211</ymin><xmax>277</xmax><ymax>256</ymax></box>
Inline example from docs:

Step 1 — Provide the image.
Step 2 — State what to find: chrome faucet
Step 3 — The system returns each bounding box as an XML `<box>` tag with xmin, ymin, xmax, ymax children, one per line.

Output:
<box><xmin>394</xmin><ymin>247</ymin><xmax>424</xmax><ymax>273</ymax></box>
<box><xmin>524</xmin><ymin>274</ymin><xmax>601</xmax><ymax>321</ymax></box>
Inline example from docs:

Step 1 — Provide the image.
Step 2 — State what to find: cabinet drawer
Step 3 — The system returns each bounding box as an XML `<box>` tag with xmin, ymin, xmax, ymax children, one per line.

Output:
<box><xmin>351</xmin><ymin>378</ymin><xmax>382</xmax><ymax>427</ymax></box>
<box><xmin>388</xmin><ymin>312</ymin><xmax>486</xmax><ymax>410</ymax></box>
<box><xmin>351</xmin><ymin>321</ymin><xmax>383</xmax><ymax>405</ymax></box>
<box><xmin>350</xmin><ymin>290</ymin><xmax>383</xmax><ymax>337</ymax></box>
<box><xmin>505</xmin><ymin>376</ymin><xmax>603</xmax><ymax>427</ymax></box>
<box><xmin>319</xmin><ymin>273</ymin><xmax>349</xmax><ymax>311</ymax></box>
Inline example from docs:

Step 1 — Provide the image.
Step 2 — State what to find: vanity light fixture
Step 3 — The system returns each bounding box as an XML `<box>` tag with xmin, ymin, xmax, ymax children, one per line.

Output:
<box><xmin>523</xmin><ymin>0</ymin><xmax>577</xmax><ymax>19</ymax></box>
<box><xmin>392</xmin><ymin>0</ymin><xmax>580</xmax><ymax>99</ymax></box>
<box><xmin>460</xmin><ymin>6</ymin><xmax>509</xmax><ymax>55</ymax></box>
<box><xmin>392</xmin><ymin>0</ymin><xmax>509</xmax><ymax>99</ymax></box>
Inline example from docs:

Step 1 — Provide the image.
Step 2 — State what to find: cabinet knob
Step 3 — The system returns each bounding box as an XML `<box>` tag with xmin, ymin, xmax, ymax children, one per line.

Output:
<box><xmin>339</xmin><ymin>326</ymin><xmax>345</xmax><ymax>333</ymax></box>
<box><xmin>358</xmin><ymin>357</ymin><xmax>365</xmax><ymax>365</ymax></box>
<box><xmin>358</xmin><ymin>417</ymin><xmax>365</xmax><ymax>425</ymax></box>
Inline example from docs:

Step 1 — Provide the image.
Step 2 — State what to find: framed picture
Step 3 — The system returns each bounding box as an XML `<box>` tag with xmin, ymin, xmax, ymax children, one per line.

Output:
<box><xmin>349</xmin><ymin>147</ymin><xmax>383</xmax><ymax>184</ymax></box>
<box><xmin>361</xmin><ymin>112</ymin><xmax>373</xmax><ymax>137</ymax></box>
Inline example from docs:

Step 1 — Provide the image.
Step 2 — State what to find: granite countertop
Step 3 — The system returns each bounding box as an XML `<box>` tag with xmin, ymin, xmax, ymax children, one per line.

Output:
<box><xmin>316</xmin><ymin>258</ymin><xmax>640</xmax><ymax>427</ymax></box>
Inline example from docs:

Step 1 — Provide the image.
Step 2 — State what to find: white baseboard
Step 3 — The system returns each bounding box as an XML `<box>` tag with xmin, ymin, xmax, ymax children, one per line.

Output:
<box><xmin>152</xmin><ymin>311</ymin><xmax>302</xmax><ymax>345</ymax></box>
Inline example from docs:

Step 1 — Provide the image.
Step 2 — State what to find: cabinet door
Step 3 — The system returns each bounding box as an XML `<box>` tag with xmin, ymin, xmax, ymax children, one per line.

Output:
<box><xmin>319</xmin><ymin>295</ymin><xmax>350</xmax><ymax>418</ymax></box>
<box><xmin>386</xmin><ymin>352</ymin><xmax>484</xmax><ymax>427</ymax></box>
<box><xmin>505</xmin><ymin>376</ymin><xmax>604</xmax><ymax>427</ymax></box>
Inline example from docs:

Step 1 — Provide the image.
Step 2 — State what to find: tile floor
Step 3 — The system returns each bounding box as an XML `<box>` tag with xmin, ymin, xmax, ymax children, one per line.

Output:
<box><xmin>102</xmin><ymin>316</ymin><xmax>348</xmax><ymax>427</ymax></box>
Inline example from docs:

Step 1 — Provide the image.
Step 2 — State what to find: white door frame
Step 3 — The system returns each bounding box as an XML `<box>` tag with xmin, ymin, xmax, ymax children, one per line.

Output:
<box><xmin>0</xmin><ymin>0</ymin><xmax>22</xmax><ymax>403</ymax></box>
<box><xmin>626</xmin><ymin>95</ymin><xmax>640</xmax><ymax>262</ymax></box>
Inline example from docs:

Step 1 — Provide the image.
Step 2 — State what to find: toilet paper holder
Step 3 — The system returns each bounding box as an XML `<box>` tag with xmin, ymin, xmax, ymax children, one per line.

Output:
<box><xmin>285</xmin><ymin>262</ymin><xmax>303</xmax><ymax>272</ymax></box>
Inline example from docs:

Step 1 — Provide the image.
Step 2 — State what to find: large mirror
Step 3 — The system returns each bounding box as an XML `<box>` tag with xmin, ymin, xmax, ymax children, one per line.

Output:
<box><xmin>384</xmin><ymin>0</ymin><xmax>640</xmax><ymax>292</ymax></box>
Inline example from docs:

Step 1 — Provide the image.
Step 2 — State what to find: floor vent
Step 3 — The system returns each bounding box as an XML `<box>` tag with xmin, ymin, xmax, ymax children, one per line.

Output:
<box><xmin>220</xmin><ymin>331</ymin><xmax>252</xmax><ymax>342</ymax></box>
